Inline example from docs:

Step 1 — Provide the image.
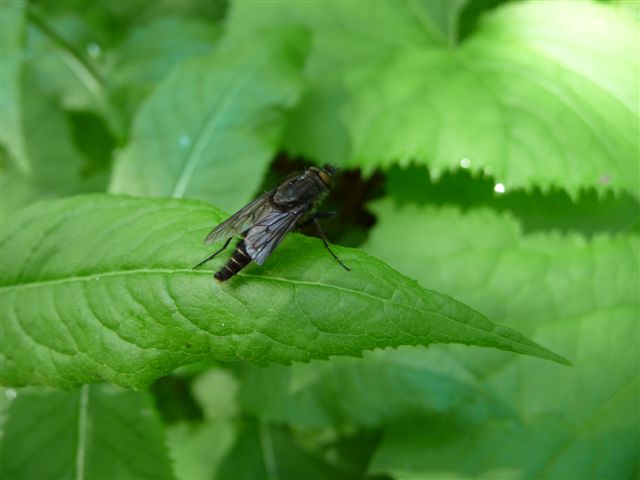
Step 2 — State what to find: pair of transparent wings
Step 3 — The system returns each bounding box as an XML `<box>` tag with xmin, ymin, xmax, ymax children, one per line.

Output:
<box><xmin>203</xmin><ymin>190</ymin><xmax>310</xmax><ymax>266</ymax></box>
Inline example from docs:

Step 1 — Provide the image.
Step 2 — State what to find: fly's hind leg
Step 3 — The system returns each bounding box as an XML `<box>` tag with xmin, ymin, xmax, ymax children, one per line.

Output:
<box><xmin>192</xmin><ymin>237</ymin><xmax>232</xmax><ymax>270</ymax></box>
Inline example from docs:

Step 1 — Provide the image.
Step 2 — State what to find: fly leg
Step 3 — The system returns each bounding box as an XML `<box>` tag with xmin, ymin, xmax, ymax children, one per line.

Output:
<box><xmin>308</xmin><ymin>214</ymin><xmax>350</xmax><ymax>272</ymax></box>
<box><xmin>192</xmin><ymin>237</ymin><xmax>232</xmax><ymax>270</ymax></box>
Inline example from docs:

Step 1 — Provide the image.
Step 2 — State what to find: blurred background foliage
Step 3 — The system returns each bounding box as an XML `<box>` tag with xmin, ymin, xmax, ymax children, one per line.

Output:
<box><xmin>0</xmin><ymin>0</ymin><xmax>638</xmax><ymax>479</ymax></box>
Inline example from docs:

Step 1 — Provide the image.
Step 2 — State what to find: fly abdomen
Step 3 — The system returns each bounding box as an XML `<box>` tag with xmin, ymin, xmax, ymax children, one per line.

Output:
<box><xmin>214</xmin><ymin>240</ymin><xmax>251</xmax><ymax>282</ymax></box>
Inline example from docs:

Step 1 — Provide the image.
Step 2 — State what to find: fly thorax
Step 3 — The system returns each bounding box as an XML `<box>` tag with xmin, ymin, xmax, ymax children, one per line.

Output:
<box><xmin>273</xmin><ymin>176</ymin><xmax>326</xmax><ymax>208</ymax></box>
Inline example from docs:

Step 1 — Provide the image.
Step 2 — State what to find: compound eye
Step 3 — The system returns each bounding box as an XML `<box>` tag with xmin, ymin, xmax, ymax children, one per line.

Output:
<box><xmin>318</xmin><ymin>170</ymin><xmax>332</xmax><ymax>186</ymax></box>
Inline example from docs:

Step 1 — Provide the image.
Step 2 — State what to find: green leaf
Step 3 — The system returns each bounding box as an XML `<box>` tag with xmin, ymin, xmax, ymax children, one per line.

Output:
<box><xmin>111</xmin><ymin>18</ymin><xmax>218</xmax><ymax>90</ymax></box>
<box><xmin>346</xmin><ymin>0</ymin><xmax>640</xmax><ymax>196</ymax></box>
<box><xmin>0</xmin><ymin>0</ymin><xmax>27</xmax><ymax>173</ymax></box>
<box><xmin>216</xmin><ymin>419</ymin><xmax>350</xmax><ymax>480</ymax></box>
<box><xmin>110</xmin><ymin>30</ymin><xmax>307</xmax><ymax>211</ymax></box>
<box><xmin>225</xmin><ymin>0</ymin><xmax>455</xmax><ymax>166</ymax></box>
<box><xmin>168</xmin><ymin>420</ymin><xmax>235</xmax><ymax>480</ymax></box>
<box><xmin>0</xmin><ymin>194</ymin><xmax>568</xmax><ymax>389</ymax></box>
<box><xmin>20</xmin><ymin>71</ymin><xmax>108</xmax><ymax>195</ymax></box>
<box><xmin>25</xmin><ymin>7</ymin><xmax>117</xmax><ymax>134</ymax></box>
<box><xmin>0</xmin><ymin>161</ymin><xmax>48</xmax><ymax>228</ymax></box>
<box><xmin>0</xmin><ymin>70</ymin><xmax>108</xmax><ymax>223</ymax></box>
<box><xmin>108</xmin><ymin>16</ymin><xmax>219</xmax><ymax>125</ymax></box>
<box><xmin>412</xmin><ymin>0</ymin><xmax>469</xmax><ymax>46</ymax></box>
<box><xmin>364</xmin><ymin>201</ymin><xmax>639</xmax><ymax>478</ymax></box>
<box><xmin>226</xmin><ymin>1</ymin><xmax>447</xmax><ymax>75</ymax></box>
<box><xmin>167</xmin><ymin>368</ymin><xmax>238</xmax><ymax>480</ymax></box>
<box><xmin>240</xmin><ymin>346</ymin><xmax>509</xmax><ymax>430</ymax></box>
<box><xmin>0</xmin><ymin>385</ymin><xmax>175</xmax><ymax>480</ymax></box>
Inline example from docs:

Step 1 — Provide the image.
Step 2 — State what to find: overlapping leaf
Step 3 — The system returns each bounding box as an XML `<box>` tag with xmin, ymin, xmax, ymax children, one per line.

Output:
<box><xmin>0</xmin><ymin>194</ymin><xmax>568</xmax><ymax>389</ymax></box>
<box><xmin>225</xmin><ymin>0</ymin><xmax>456</xmax><ymax>166</ymax></box>
<box><xmin>0</xmin><ymin>385</ymin><xmax>174</xmax><ymax>480</ymax></box>
<box><xmin>346</xmin><ymin>1</ymin><xmax>639</xmax><ymax>196</ymax></box>
<box><xmin>239</xmin><ymin>346</ymin><xmax>508</xmax><ymax>431</ymax></box>
<box><xmin>364</xmin><ymin>201</ymin><xmax>639</xmax><ymax>478</ymax></box>
<box><xmin>110</xmin><ymin>30</ymin><xmax>307</xmax><ymax>211</ymax></box>
<box><xmin>167</xmin><ymin>369</ymin><xmax>238</xmax><ymax>480</ymax></box>
<box><xmin>0</xmin><ymin>0</ymin><xmax>27</xmax><ymax>172</ymax></box>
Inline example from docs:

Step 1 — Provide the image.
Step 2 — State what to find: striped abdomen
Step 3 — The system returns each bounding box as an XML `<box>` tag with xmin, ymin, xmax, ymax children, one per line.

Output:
<box><xmin>214</xmin><ymin>239</ymin><xmax>251</xmax><ymax>282</ymax></box>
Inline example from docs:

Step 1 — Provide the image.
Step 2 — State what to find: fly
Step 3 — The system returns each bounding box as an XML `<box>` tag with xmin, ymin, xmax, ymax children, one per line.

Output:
<box><xmin>193</xmin><ymin>165</ymin><xmax>350</xmax><ymax>281</ymax></box>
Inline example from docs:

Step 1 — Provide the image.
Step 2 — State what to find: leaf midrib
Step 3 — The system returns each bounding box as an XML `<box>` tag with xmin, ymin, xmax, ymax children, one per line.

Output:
<box><xmin>2</xmin><ymin>268</ymin><xmax>424</xmax><ymax>318</ymax></box>
<box><xmin>1</xmin><ymin>266</ymin><xmax>560</xmax><ymax>360</ymax></box>
<box><xmin>170</xmin><ymin>74</ymin><xmax>249</xmax><ymax>198</ymax></box>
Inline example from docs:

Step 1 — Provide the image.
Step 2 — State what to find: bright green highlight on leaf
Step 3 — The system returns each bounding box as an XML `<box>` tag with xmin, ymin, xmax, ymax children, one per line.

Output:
<box><xmin>0</xmin><ymin>385</ymin><xmax>174</xmax><ymax>480</ymax></box>
<box><xmin>0</xmin><ymin>194</ymin><xmax>569</xmax><ymax>389</ymax></box>
<box><xmin>110</xmin><ymin>29</ymin><xmax>307</xmax><ymax>211</ymax></box>
<box><xmin>364</xmin><ymin>200</ymin><xmax>639</xmax><ymax>478</ymax></box>
<box><xmin>346</xmin><ymin>0</ymin><xmax>639</xmax><ymax>196</ymax></box>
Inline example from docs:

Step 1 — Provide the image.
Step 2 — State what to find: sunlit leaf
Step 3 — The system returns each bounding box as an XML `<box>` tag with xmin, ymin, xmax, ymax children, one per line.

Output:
<box><xmin>346</xmin><ymin>0</ymin><xmax>640</xmax><ymax>196</ymax></box>
<box><xmin>0</xmin><ymin>194</ymin><xmax>568</xmax><ymax>389</ymax></box>
<box><xmin>225</xmin><ymin>0</ymin><xmax>457</xmax><ymax>165</ymax></box>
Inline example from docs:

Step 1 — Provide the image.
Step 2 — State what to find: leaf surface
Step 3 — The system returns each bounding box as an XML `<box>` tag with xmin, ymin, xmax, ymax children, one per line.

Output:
<box><xmin>239</xmin><ymin>346</ymin><xmax>508</xmax><ymax>430</ymax></box>
<box><xmin>0</xmin><ymin>194</ymin><xmax>568</xmax><ymax>389</ymax></box>
<box><xmin>0</xmin><ymin>0</ymin><xmax>27</xmax><ymax>173</ymax></box>
<box><xmin>346</xmin><ymin>0</ymin><xmax>640</xmax><ymax>196</ymax></box>
<box><xmin>217</xmin><ymin>419</ymin><xmax>350</xmax><ymax>480</ymax></box>
<box><xmin>110</xmin><ymin>30</ymin><xmax>307</xmax><ymax>211</ymax></box>
<box><xmin>108</xmin><ymin>16</ymin><xmax>219</xmax><ymax>125</ymax></box>
<box><xmin>0</xmin><ymin>385</ymin><xmax>174</xmax><ymax>480</ymax></box>
<box><xmin>167</xmin><ymin>368</ymin><xmax>238</xmax><ymax>480</ymax></box>
<box><xmin>225</xmin><ymin>0</ymin><xmax>456</xmax><ymax>166</ymax></box>
<box><xmin>364</xmin><ymin>201</ymin><xmax>639</xmax><ymax>478</ymax></box>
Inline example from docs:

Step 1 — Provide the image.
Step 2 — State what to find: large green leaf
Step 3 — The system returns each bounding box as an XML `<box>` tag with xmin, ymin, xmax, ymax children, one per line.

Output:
<box><xmin>0</xmin><ymin>0</ymin><xmax>27</xmax><ymax>173</ymax></box>
<box><xmin>0</xmin><ymin>194</ymin><xmax>568</xmax><ymax>389</ymax></box>
<box><xmin>225</xmin><ymin>0</ymin><xmax>458</xmax><ymax>166</ymax></box>
<box><xmin>346</xmin><ymin>0</ymin><xmax>640</xmax><ymax>196</ymax></box>
<box><xmin>226</xmin><ymin>1</ymin><xmax>447</xmax><ymax>75</ymax></box>
<box><xmin>239</xmin><ymin>346</ymin><xmax>508</xmax><ymax>431</ymax></box>
<box><xmin>0</xmin><ymin>385</ymin><xmax>174</xmax><ymax>479</ymax></box>
<box><xmin>110</xmin><ymin>30</ymin><xmax>307</xmax><ymax>211</ymax></box>
<box><xmin>364</xmin><ymin>201</ymin><xmax>639</xmax><ymax>478</ymax></box>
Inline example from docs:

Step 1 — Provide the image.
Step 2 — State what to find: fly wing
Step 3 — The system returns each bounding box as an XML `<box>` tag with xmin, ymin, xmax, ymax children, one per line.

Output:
<box><xmin>204</xmin><ymin>190</ymin><xmax>275</xmax><ymax>245</ymax></box>
<box><xmin>244</xmin><ymin>204</ymin><xmax>309</xmax><ymax>266</ymax></box>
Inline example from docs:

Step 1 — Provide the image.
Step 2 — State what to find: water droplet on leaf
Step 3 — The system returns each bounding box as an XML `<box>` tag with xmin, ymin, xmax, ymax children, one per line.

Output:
<box><xmin>86</xmin><ymin>43</ymin><xmax>101</xmax><ymax>58</ymax></box>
